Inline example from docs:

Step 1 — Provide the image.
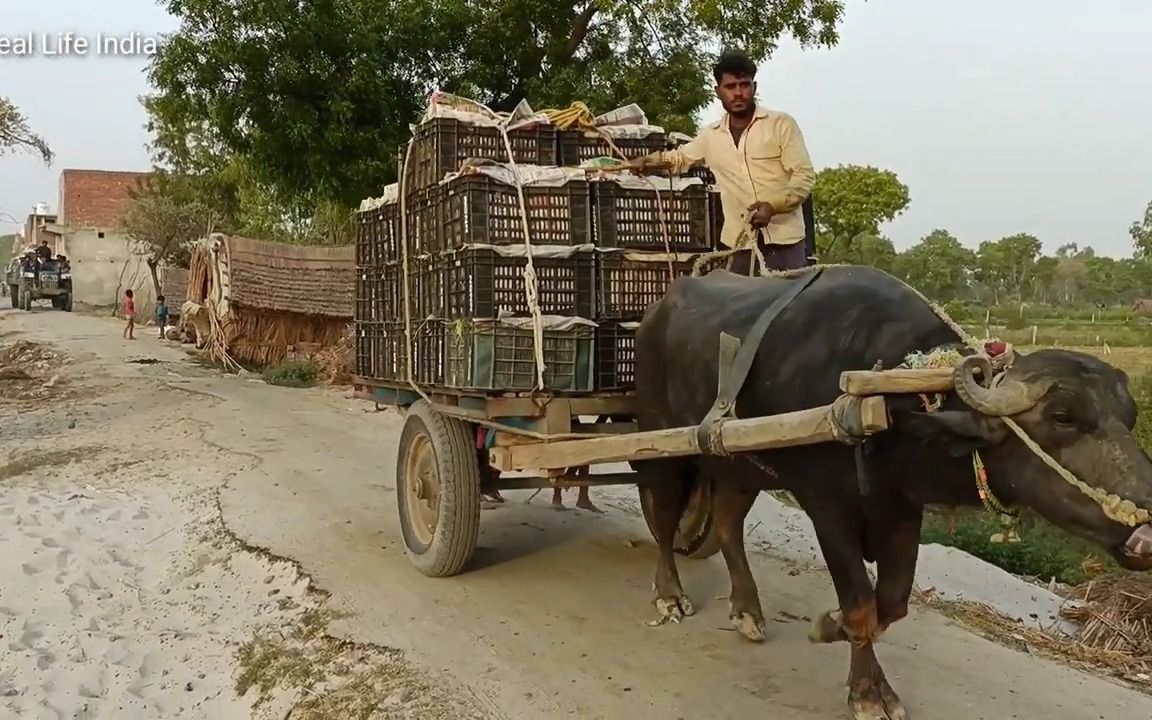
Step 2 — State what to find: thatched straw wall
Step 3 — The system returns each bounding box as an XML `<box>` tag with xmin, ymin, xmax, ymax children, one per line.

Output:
<box><xmin>180</xmin><ymin>234</ymin><xmax>354</xmax><ymax>369</ymax></box>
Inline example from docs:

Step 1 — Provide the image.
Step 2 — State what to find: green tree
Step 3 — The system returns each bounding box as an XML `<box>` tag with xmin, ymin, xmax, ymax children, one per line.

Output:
<box><xmin>120</xmin><ymin>174</ymin><xmax>213</xmax><ymax>297</ymax></box>
<box><xmin>975</xmin><ymin>233</ymin><xmax>1042</xmax><ymax>304</ymax></box>
<box><xmin>1132</xmin><ymin>200</ymin><xmax>1152</xmax><ymax>258</ymax></box>
<box><xmin>893</xmin><ymin>229</ymin><xmax>975</xmax><ymax>301</ymax></box>
<box><xmin>0</xmin><ymin>96</ymin><xmax>52</xmax><ymax>164</ymax></box>
<box><xmin>145</xmin><ymin>0</ymin><xmax>849</xmax><ymax>207</ymax></box>
<box><xmin>811</xmin><ymin>164</ymin><xmax>910</xmax><ymax>256</ymax></box>
<box><xmin>820</xmin><ymin>232</ymin><xmax>897</xmax><ymax>271</ymax></box>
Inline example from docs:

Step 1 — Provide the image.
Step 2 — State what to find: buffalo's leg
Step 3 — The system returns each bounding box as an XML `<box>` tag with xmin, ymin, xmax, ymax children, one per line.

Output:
<box><xmin>810</xmin><ymin>497</ymin><xmax>923</xmax><ymax>643</ymax></box>
<box><xmin>798</xmin><ymin>493</ymin><xmax>907</xmax><ymax>720</ymax></box>
<box><xmin>712</xmin><ymin>481</ymin><xmax>765</xmax><ymax>641</ymax></box>
<box><xmin>640</xmin><ymin>461</ymin><xmax>696</xmax><ymax>624</ymax></box>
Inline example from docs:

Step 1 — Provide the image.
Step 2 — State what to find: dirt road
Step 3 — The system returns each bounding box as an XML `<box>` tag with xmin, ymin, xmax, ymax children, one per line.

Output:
<box><xmin>2</xmin><ymin>307</ymin><xmax>1150</xmax><ymax>719</ymax></box>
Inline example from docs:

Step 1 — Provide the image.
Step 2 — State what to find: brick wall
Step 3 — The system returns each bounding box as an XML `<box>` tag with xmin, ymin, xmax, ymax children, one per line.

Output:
<box><xmin>58</xmin><ymin>169</ymin><xmax>152</xmax><ymax>229</ymax></box>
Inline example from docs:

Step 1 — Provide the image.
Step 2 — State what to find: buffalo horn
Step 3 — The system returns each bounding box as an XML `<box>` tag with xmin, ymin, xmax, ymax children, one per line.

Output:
<box><xmin>953</xmin><ymin>355</ymin><xmax>1048</xmax><ymax>417</ymax></box>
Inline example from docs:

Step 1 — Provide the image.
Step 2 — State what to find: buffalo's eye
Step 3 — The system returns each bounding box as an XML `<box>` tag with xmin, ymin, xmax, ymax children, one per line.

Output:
<box><xmin>1049</xmin><ymin>408</ymin><xmax>1076</xmax><ymax>427</ymax></box>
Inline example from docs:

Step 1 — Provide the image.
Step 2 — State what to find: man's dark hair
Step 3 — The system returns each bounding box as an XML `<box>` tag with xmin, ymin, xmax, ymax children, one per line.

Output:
<box><xmin>157</xmin><ymin>294</ymin><xmax>165</xmax><ymax>302</ymax></box>
<box><xmin>713</xmin><ymin>50</ymin><xmax>757</xmax><ymax>84</ymax></box>
<box><xmin>125</xmin><ymin>289</ymin><xmax>133</xmax><ymax>298</ymax></box>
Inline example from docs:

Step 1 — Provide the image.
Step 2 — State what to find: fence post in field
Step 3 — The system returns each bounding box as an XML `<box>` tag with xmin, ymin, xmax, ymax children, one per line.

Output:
<box><xmin>1032</xmin><ymin>325</ymin><xmax>1038</xmax><ymax>345</ymax></box>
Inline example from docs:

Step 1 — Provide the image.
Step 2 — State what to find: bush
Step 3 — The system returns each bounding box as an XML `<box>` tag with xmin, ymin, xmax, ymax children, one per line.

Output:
<box><xmin>262</xmin><ymin>359</ymin><xmax>321</xmax><ymax>388</ymax></box>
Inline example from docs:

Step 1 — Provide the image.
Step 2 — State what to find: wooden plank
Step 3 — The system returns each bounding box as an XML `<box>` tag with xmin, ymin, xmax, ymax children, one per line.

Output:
<box><xmin>488</xmin><ymin>396</ymin><xmax>889</xmax><ymax>472</ymax></box>
<box><xmin>492</xmin><ymin>472</ymin><xmax>639</xmax><ymax>490</ymax></box>
<box><xmin>484</xmin><ymin>394</ymin><xmax>636</xmax><ymax>419</ymax></box>
<box><xmin>492</xmin><ymin>422</ymin><xmax>639</xmax><ymax>446</ymax></box>
<box><xmin>839</xmin><ymin>368</ymin><xmax>954</xmax><ymax>396</ymax></box>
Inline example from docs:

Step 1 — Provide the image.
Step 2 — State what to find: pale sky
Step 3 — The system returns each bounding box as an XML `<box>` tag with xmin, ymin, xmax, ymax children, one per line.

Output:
<box><xmin>2</xmin><ymin>1</ymin><xmax>1150</xmax><ymax>257</ymax></box>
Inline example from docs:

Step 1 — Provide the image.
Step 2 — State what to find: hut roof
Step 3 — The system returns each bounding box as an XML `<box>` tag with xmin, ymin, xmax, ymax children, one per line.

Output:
<box><xmin>222</xmin><ymin>235</ymin><xmax>354</xmax><ymax>318</ymax></box>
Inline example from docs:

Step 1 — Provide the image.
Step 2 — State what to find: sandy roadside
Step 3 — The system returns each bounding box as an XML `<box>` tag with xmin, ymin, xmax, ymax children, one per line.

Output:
<box><xmin>0</xmin><ymin>314</ymin><xmax>495</xmax><ymax>719</ymax></box>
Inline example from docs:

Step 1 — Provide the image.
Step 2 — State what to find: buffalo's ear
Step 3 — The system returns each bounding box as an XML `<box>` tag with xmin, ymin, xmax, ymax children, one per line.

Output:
<box><xmin>897</xmin><ymin>410</ymin><xmax>1005</xmax><ymax>458</ymax></box>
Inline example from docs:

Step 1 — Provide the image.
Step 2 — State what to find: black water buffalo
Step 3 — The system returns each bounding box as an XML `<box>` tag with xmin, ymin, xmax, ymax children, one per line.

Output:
<box><xmin>633</xmin><ymin>265</ymin><xmax>1152</xmax><ymax>720</ymax></box>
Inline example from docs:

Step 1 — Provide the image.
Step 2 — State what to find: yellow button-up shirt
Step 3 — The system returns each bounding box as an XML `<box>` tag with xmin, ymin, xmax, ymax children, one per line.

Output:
<box><xmin>661</xmin><ymin>106</ymin><xmax>815</xmax><ymax>249</ymax></box>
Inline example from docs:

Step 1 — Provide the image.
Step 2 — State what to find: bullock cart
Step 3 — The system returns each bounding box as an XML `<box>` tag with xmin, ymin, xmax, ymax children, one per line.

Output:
<box><xmin>354</xmin><ymin>100</ymin><xmax>959</xmax><ymax>577</ymax></box>
<box><xmin>354</xmin><ymin>366</ymin><xmax>952</xmax><ymax>577</ymax></box>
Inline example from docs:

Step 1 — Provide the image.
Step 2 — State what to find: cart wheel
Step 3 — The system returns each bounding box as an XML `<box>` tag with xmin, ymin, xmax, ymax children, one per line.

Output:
<box><xmin>639</xmin><ymin>476</ymin><xmax>721</xmax><ymax>560</ymax></box>
<box><xmin>396</xmin><ymin>400</ymin><xmax>482</xmax><ymax>577</ymax></box>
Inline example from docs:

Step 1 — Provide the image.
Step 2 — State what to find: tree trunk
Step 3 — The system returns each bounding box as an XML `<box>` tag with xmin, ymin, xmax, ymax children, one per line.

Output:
<box><xmin>147</xmin><ymin>257</ymin><xmax>162</xmax><ymax>301</ymax></box>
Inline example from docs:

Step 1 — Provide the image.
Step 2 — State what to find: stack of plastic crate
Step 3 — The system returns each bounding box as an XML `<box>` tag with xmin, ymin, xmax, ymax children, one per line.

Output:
<box><xmin>397</xmin><ymin>113</ymin><xmax>599</xmax><ymax>393</ymax></box>
<box><xmin>353</xmin><ymin>186</ymin><xmax>407</xmax><ymax>382</ymax></box>
<box><xmin>564</xmin><ymin>126</ymin><xmax>715</xmax><ymax>392</ymax></box>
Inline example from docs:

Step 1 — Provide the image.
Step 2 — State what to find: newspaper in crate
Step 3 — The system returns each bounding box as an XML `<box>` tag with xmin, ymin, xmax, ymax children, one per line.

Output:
<box><xmin>445</xmin><ymin>162</ymin><xmax>586</xmax><ymax>188</ymax></box>
<box><xmin>417</xmin><ymin>90</ymin><xmax>666</xmax><ymax>139</ymax></box>
<box><xmin>358</xmin><ymin>183</ymin><xmax>399</xmax><ymax>212</ymax></box>
<box><xmin>446</xmin><ymin>160</ymin><xmax>705</xmax><ymax>192</ymax></box>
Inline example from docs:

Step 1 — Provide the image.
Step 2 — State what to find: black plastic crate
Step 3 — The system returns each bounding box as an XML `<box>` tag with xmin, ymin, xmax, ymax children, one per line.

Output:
<box><xmin>707</xmin><ymin>189</ymin><xmax>723</xmax><ymax>250</ymax></box>
<box><xmin>376</xmin><ymin>202</ymin><xmax>401</xmax><ymax>264</ymax></box>
<box><xmin>403</xmin><ymin>187</ymin><xmax>441</xmax><ymax>255</ymax></box>
<box><xmin>409</xmin><ymin>118</ymin><xmax>558</xmax><ymax>192</ymax></box>
<box><xmin>356</xmin><ymin>208</ymin><xmax>375</xmax><ymax>268</ymax></box>
<box><xmin>357</xmin><ymin>264</ymin><xmax>407</xmax><ymax>322</ymax></box>
<box><xmin>557</xmin><ymin>130</ymin><xmax>670</xmax><ymax>166</ymax></box>
<box><xmin>355</xmin><ymin>269</ymin><xmax>384</xmax><ymax>322</ymax></box>
<box><xmin>355</xmin><ymin>321</ymin><xmax>407</xmax><ymax>381</ymax></box>
<box><xmin>439</xmin><ymin>173</ymin><xmax>592</xmax><ymax>251</ymax></box>
<box><xmin>355</xmin><ymin>320</ymin><xmax>443</xmax><ymax>384</ymax></box>
<box><xmin>440</xmin><ymin>247</ymin><xmax>596</xmax><ymax>319</ymax></box>
<box><xmin>592</xmin><ymin>180</ymin><xmax>711</xmax><ymax>252</ymax></box>
<box><xmin>597</xmin><ymin>251</ymin><xmax>697</xmax><ymax>320</ymax></box>
<box><xmin>688</xmin><ymin>165</ymin><xmax>717</xmax><ymax>185</ymax></box>
<box><xmin>442</xmin><ymin>319</ymin><xmax>594</xmax><ymax>392</ymax></box>
<box><xmin>410</xmin><ymin>254</ymin><xmax>448</xmax><ymax>319</ymax></box>
<box><xmin>595</xmin><ymin>322</ymin><xmax>639</xmax><ymax>391</ymax></box>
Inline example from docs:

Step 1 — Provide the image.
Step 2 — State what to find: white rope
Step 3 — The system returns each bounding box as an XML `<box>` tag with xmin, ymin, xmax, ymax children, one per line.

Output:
<box><xmin>397</xmin><ymin>137</ymin><xmax>436</xmax><ymax>406</ymax></box>
<box><xmin>496</xmin><ymin>125</ymin><xmax>548</xmax><ymax>391</ymax></box>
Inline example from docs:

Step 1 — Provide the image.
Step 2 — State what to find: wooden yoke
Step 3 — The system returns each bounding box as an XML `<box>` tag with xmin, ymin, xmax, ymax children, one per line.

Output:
<box><xmin>839</xmin><ymin>368</ymin><xmax>955</xmax><ymax>396</ymax></box>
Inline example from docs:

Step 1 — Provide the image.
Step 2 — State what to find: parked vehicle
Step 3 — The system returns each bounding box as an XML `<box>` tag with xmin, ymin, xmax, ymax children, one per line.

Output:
<box><xmin>5</xmin><ymin>251</ymin><xmax>73</xmax><ymax>312</ymax></box>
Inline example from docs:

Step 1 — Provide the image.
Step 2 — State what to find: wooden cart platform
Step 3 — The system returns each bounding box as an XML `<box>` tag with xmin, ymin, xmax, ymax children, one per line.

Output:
<box><xmin>355</xmin><ymin>369</ymin><xmax>924</xmax><ymax>579</ymax></box>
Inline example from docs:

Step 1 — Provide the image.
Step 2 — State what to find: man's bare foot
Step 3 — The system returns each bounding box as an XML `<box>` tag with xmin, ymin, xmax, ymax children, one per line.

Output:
<box><xmin>482</xmin><ymin>489</ymin><xmax>505</xmax><ymax>503</ymax></box>
<box><xmin>576</xmin><ymin>488</ymin><xmax>602</xmax><ymax>513</ymax></box>
<box><xmin>551</xmin><ymin>487</ymin><xmax>566</xmax><ymax>510</ymax></box>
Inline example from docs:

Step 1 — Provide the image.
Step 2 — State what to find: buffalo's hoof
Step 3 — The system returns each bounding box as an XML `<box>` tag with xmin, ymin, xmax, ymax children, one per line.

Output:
<box><xmin>808</xmin><ymin>609</ymin><xmax>849</xmax><ymax>644</ymax></box>
<box><xmin>648</xmin><ymin>595</ymin><xmax>695</xmax><ymax>626</ymax></box>
<box><xmin>729</xmin><ymin>609</ymin><xmax>766</xmax><ymax>642</ymax></box>
<box><xmin>849</xmin><ymin>681</ymin><xmax>909</xmax><ymax>720</ymax></box>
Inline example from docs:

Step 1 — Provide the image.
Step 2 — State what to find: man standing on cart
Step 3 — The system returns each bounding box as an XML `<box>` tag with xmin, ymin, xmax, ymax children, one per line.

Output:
<box><xmin>634</xmin><ymin>49</ymin><xmax>816</xmax><ymax>274</ymax></box>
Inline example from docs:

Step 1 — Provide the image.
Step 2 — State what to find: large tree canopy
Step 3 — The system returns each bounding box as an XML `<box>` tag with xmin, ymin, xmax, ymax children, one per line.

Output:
<box><xmin>811</xmin><ymin>164</ymin><xmax>910</xmax><ymax>256</ymax></box>
<box><xmin>0</xmin><ymin>96</ymin><xmax>52</xmax><ymax>164</ymax></box>
<box><xmin>146</xmin><ymin>0</ymin><xmax>847</xmax><ymax>206</ymax></box>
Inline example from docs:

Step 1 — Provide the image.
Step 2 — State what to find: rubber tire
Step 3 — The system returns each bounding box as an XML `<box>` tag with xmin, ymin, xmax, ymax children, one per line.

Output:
<box><xmin>8</xmin><ymin>285</ymin><xmax>17</xmax><ymax>308</ymax></box>
<box><xmin>20</xmin><ymin>287</ymin><xmax>31</xmax><ymax>311</ymax></box>
<box><xmin>62</xmin><ymin>294</ymin><xmax>72</xmax><ymax>312</ymax></box>
<box><xmin>639</xmin><ymin>475</ymin><xmax>722</xmax><ymax>560</ymax></box>
<box><xmin>396</xmin><ymin>400</ymin><xmax>482</xmax><ymax>577</ymax></box>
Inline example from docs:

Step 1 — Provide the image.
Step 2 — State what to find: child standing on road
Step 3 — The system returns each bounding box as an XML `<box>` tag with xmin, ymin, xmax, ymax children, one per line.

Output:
<box><xmin>155</xmin><ymin>294</ymin><xmax>169</xmax><ymax>339</ymax></box>
<box><xmin>122</xmin><ymin>289</ymin><xmax>136</xmax><ymax>340</ymax></box>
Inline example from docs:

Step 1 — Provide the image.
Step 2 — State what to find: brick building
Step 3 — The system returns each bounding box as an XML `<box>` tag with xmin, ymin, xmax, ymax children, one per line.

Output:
<box><xmin>51</xmin><ymin>168</ymin><xmax>154</xmax><ymax>307</ymax></box>
<box><xmin>58</xmin><ymin>169</ymin><xmax>151</xmax><ymax>230</ymax></box>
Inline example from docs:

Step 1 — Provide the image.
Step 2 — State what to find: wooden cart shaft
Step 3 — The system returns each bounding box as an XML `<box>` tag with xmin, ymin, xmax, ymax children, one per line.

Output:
<box><xmin>487</xmin><ymin>396</ymin><xmax>889</xmax><ymax>472</ymax></box>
